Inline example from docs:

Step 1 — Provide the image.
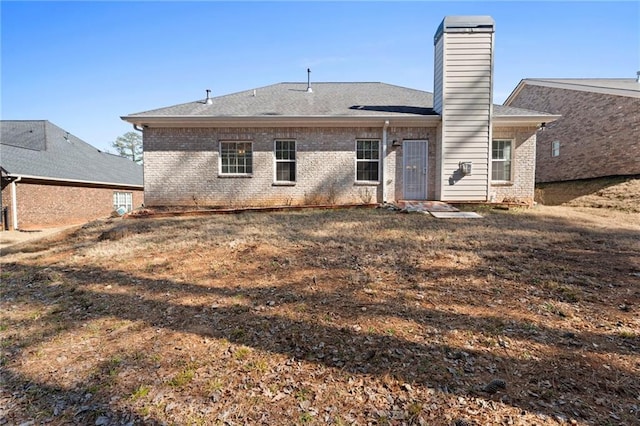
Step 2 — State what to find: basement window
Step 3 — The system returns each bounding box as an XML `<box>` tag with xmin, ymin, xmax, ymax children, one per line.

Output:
<box><xmin>355</xmin><ymin>139</ymin><xmax>380</xmax><ymax>183</ymax></box>
<box><xmin>113</xmin><ymin>192</ymin><xmax>133</xmax><ymax>213</ymax></box>
<box><xmin>220</xmin><ymin>141</ymin><xmax>253</xmax><ymax>175</ymax></box>
<box><xmin>552</xmin><ymin>140</ymin><xmax>560</xmax><ymax>157</ymax></box>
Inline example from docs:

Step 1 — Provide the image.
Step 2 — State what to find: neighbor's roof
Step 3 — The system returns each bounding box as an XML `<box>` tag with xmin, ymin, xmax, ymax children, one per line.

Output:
<box><xmin>505</xmin><ymin>78</ymin><xmax>640</xmax><ymax>105</ymax></box>
<box><xmin>122</xmin><ymin>82</ymin><xmax>555</xmax><ymax>126</ymax></box>
<box><xmin>0</xmin><ymin>120</ymin><xmax>143</xmax><ymax>187</ymax></box>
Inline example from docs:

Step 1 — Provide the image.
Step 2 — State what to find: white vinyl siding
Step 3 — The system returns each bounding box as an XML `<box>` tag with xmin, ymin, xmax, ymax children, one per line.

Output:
<box><xmin>437</xmin><ymin>30</ymin><xmax>494</xmax><ymax>201</ymax></box>
<box><xmin>433</xmin><ymin>39</ymin><xmax>444</xmax><ymax>114</ymax></box>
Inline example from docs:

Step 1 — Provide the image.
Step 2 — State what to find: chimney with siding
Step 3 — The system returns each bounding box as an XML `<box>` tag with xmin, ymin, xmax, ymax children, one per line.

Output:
<box><xmin>433</xmin><ymin>16</ymin><xmax>495</xmax><ymax>201</ymax></box>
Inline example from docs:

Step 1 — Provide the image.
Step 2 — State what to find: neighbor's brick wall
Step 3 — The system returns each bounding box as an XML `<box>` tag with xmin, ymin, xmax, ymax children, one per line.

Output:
<box><xmin>5</xmin><ymin>182</ymin><xmax>143</xmax><ymax>229</ymax></box>
<box><xmin>144</xmin><ymin>127</ymin><xmax>438</xmax><ymax>207</ymax></box>
<box><xmin>508</xmin><ymin>85</ymin><xmax>640</xmax><ymax>183</ymax></box>
<box><xmin>490</xmin><ymin>127</ymin><xmax>537</xmax><ymax>205</ymax></box>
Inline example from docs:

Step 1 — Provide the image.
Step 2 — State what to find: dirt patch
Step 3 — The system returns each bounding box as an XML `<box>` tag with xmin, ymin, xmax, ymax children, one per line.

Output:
<box><xmin>1</xmin><ymin>206</ymin><xmax>638</xmax><ymax>425</ymax></box>
<box><xmin>535</xmin><ymin>176</ymin><xmax>640</xmax><ymax>212</ymax></box>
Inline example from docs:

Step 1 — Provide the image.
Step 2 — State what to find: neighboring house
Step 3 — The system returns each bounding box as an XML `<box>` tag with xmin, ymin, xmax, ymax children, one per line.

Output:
<box><xmin>1</xmin><ymin>120</ymin><xmax>144</xmax><ymax>230</ymax></box>
<box><xmin>122</xmin><ymin>16</ymin><xmax>557</xmax><ymax>209</ymax></box>
<box><xmin>504</xmin><ymin>77</ymin><xmax>640</xmax><ymax>183</ymax></box>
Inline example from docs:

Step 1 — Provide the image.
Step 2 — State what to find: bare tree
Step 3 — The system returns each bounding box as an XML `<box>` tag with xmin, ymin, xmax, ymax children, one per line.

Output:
<box><xmin>112</xmin><ymin>131</ymin><xmax>143</xmax><ymax>163</ymax></box>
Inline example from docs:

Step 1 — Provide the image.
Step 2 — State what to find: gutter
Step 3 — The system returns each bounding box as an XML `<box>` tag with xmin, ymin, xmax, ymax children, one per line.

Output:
<box><xmin>382</xmin><ymin>120</ymin><xmax>390</xmax><ymax>203</ymax></box>
<box><xmin>492</xmin><ymin>115</ymin><xmax>561</xmax><ymax>127</ymax></box>
<box><xmin>3</xmin><ymin>173</ymin><xmax>143</xmax><ymax>189</ymax></box>
<box><xmin>121</xmin><ymin>115</ymin><xmax>442</xmax><ymax>129</ymax></box>
<box><xmin>11</xmin><ymin>176</ymin><xmax>21</xmax><ymax>230</ymax></box>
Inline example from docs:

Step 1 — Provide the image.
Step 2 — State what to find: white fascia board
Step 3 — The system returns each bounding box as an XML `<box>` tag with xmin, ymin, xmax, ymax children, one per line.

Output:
<box><xmin>5</xmin><ymin>173</ymin><xmax>143</xmax><ymax>189</ymax></box>
<box><xmin>121</xmin><ymin>115</ymin><xmax>442</xmax><ymax>128</ymax></box>
<box><xmin>493</xmin><ymin>115</ymin><xmax>561</xmax><ymax>127</ymax></box>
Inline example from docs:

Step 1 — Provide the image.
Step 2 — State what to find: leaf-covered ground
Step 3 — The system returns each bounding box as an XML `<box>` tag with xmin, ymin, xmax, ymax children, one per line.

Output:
<box><xmin>1</xmin><ymin>205</ymin><xmax>638</xmax><ymax>425</ymax></box>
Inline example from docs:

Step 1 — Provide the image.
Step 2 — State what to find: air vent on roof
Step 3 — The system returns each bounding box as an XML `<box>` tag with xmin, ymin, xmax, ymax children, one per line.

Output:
<box><xmin>636</xmin><ymin>71</ymin><xmax>640</xmax><ymax>83</ymax></box>
<box><xmin>306</xmin><ymin>68</ymin><xmax>313</xmax><ymax>93</ymax></box>
<box><xmin>205</xmin><ymin>89</ymin><xmax>213</xmax><ymax>105</ymax></box>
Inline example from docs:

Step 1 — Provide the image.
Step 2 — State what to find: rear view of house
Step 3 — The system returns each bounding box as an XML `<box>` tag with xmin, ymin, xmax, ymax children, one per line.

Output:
<box><xmin>122</xmin><ymin>16</ymin><xmax>557</xmax><ymax>209</ymax></box>
<box><xmin>504</xmin><ymin>77</ymin><xmax>640</xmax><ymax>183</ymax></box>
<box><xmin>1</xmin><ymin>120</ymin><xmax>144</xmax><ymax>230</ymax></box>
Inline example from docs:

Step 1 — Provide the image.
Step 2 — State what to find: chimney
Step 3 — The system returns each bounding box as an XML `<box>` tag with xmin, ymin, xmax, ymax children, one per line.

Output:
<box><xmin>205</xmin><ymin>89</ymin><xmax>213</xmax><ymax>104</ymax></box>
<box><xmin>432</xmin><ymin>16</ymin><xmax>495</xmax><ymax>201</ymax></box>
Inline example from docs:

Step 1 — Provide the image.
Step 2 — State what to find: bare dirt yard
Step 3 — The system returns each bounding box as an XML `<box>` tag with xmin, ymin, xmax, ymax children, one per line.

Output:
<box><xmin>1</xmin><ymin>204</ymin><xmax>638</xmax><ymax>425</ymax></box>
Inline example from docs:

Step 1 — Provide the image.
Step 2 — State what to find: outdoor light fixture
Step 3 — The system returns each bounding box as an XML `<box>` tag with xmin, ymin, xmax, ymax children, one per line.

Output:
<box><xmin>459</xmin><ymin>161</ymin><xmax>472</xmax><ymax>176</ymax></box>
<box><xmin>392</xmin><ymin>139</ymin><xmax>401</xmax><ymax>147</ymax></box>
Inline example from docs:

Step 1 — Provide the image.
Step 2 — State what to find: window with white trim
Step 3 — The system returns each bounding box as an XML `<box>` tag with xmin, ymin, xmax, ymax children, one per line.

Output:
<box><xmin>274</xmin><ymin>140</ymin><xmax>296</xmax><ymax>182</ymax></box>
<box><xmin>220</xmin><ymin>141</ymin><xmax>252</xmax><ymax>175</ymax></box>
<box><xmin>356</xmin><ymin>139</ymin><xmax>380</xmax><ymax>182</ymax></box>
<box><xmin>492</xmin><ymin>139</ymin><xmax>512</xmax><ymax>182</ymax></box>
<box><xmin>552</xmin><ymin>140</ymin><xmax>560</xmax><ymax>157</ymax></box>
<box><xmin>113</xmin><ymin>191</ymin><xmax>133</xmax><ymax>213</ymax></box>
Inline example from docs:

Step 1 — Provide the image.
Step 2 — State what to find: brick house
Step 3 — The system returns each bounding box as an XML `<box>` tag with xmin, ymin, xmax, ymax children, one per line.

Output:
<box><xmin>122</xmin><ymin>16</ymin><xmax>557</xmax><ymax>209</ymax></box>
<box><xmin>504</xmin><ymin>77</ymin><xmax>640</xmax><ymax>183</ymax></box>
<box><xmin>1</xmin><ymin>120</ymin><xmax>144</xmax><ymax>230</ymax></box>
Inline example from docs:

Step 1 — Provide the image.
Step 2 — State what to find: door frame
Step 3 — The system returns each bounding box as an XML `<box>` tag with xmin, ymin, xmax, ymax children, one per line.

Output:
<box><xmin>402</xmin><ymin>140</ymin><xmax>429</xmax><ymax>200</ymax></box>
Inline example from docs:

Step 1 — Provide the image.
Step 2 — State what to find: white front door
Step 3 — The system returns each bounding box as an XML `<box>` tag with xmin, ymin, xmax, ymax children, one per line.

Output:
<box><xmin>403</xmin><ymin>140</ymin><xmax>428</xmax><ymax>200</ymax></box>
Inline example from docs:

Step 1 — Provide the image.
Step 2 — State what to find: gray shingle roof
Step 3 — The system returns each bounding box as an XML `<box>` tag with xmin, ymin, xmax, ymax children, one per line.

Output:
<box><xmin>124</xmin><ymin>82</ymin><xmax>550</xmax><ymax>119</ymax></box>
<box><xmin>1</xmin><ymin>120</ymin><xmax>143</xmax><ymax>186</ymax></box>
<box><xmin>525</xmin><ymin>78</ymin><xmax>640</xmax><ymax>96</ymax></box>
<box><xmin>505</xmin><ymin>78</ymin><xmax>640</xmax><ymax>104</ymax></box>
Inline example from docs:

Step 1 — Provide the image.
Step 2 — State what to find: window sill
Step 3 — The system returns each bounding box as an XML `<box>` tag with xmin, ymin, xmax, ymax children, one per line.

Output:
<box><xmin>218</xmin><ymin>174</ymin><xmax>253</xmax><ymax>178</ymax></box>
<box><xmin>491</xmin><ymin>181</ymin><xmax>513</xmax><ymax>187</ymax></box>
<box><xmin>272</xmin><ymin>182</ymin><xmax>296</xmax><ymax>186</ymax></box>
<box><xmin>354</xmin><ymin>181</ymin><xmax>380</xmax><ymax>186</ymax></box>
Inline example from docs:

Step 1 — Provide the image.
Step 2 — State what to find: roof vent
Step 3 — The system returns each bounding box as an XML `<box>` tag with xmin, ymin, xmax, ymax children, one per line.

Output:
<box><xmin>306</xmin><ymin>68</ymin><xmax>313</xmax><ymax>93</ymax></box>
<box><xmin>636</xmin><ymin>71</ymin><xmax>640</xmax><ymax>83</ymax></box>
<box><xmin>205</xmin><ymin>89</ymin><xmax>213</xmax><ymax>105</ymax></box>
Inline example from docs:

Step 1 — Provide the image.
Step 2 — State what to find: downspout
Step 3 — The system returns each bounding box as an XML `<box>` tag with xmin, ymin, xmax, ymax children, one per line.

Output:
<box><xmin>11</xmin><ymin>176</ymin><xmax>21</xmax><ymax>230</ymax></box>
<box><xmin>133</xmin><ymin>124</ymin><xmax>144</xmax><ymax>132</ymax></box>
<box><xmin>382</xmin><ymin>120</ymin><xmax>390</xmax><ymax>204</ymax></box>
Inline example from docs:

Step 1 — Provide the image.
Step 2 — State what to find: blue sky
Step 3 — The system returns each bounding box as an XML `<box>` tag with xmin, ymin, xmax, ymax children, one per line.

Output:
<box><xmin>2</xmin><ymin>1</ymin><xmax>639</xmax><ymax>154</ymax></box>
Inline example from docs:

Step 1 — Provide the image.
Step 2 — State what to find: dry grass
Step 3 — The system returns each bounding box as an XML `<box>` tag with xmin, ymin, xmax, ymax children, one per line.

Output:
<box><xmin>1</xmin><ymin>205</ymin><xmax>639</xmax><ymax>425</ymax></box>
<box><xmin>535</xmin><ymin>176</ymin><xmax>640</xmax><ymax>212</ymax></box>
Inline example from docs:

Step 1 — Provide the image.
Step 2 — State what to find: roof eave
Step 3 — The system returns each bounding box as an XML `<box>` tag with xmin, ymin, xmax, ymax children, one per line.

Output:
<box><xmin>121</xmin><ymin>115</ymin><xmax>442</xmax><ymax>128</ymax></box>
<box><xmin>493</xmin><ymin>114</ymin><xmax>561</xmax><ymax>126</ymax></box>
<box><xmin>3</xmin><ymin>173</ymin><xmax>143</xmax><ymax>189</ymax></box>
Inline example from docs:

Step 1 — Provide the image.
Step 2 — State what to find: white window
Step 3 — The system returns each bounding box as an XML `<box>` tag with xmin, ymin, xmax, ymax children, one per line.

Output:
<box><xmin>220</xmin><ymin>141</ymin><xmax>252</xmax><ymax>175</ymax></box>
<box><xmin>552</xmin><ymin>140</ymin><xmax>560</xmax><ymax>157</ymax></box>
<box><xmin>492</xmin><ymin>139</ymin><xmax>512</xmax><ymax>182</ymax></box>
<box><xmin>274</xmin><ymin>140</ymin><xmax>296</xmax><ymax>182</ymax></box>
<box><xmin>113</xmin><ymin>192</ymin><xmax>133</xmax><ymax>213</ymax></box>
<box><xmin>356</xmin><ymin>139</ymin><xmax>380</xmax><ymax>182</ymax></box>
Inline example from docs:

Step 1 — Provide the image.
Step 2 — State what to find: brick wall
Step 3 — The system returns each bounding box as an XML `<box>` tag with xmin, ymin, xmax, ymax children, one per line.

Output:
<box><xmin>490</xmin><ymin>127</ymin><xmax>538</xmax><ymax>205</ymax></box>
<box><xmin>143</xmin><ymin>125</ymin><xmax>534</xmax><ymax>207</ymax></box>
<box><xmin>143</xmin><ymin>126</ymin><xmax>438</xmax><ymax>207</ymax></box>
<box><xmin>507</xmin><ymin>85</ymin><xmax>640</xmax><ymax>183</ymax></box>
<box><xmin>1</xmin><ymin>182</ymin><xmax>143</xmax><ymax>230</ymax></box>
